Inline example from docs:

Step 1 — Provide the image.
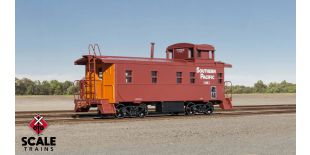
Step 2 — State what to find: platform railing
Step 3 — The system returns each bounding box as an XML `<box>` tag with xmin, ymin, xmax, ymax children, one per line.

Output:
<box><xmin>224</xmin><ymin>81</ymin><xmax>233</xmax><ymax>99</ymax></box>
<box><xmin>73</xmin><ymin>80</ymin><xmax>82</xmax><ymax>100</ymax></box>
<box><xmin>73</xmin><ymin>79</ymin><xmax>104</xmax><ymax>100</ymax></box>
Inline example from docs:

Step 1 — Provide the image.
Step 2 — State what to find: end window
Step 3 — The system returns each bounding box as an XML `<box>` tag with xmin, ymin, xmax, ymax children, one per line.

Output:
<box><xmin>98</xmin><ymin>67</ymin><xmax>103</xmax><ymax>80</ymax></box>
<box><xmin>209</xmin><ymin>51</ymin><xmax>213</xmax><ymax>59</ymax></box>
<box><xmin>125</xmin><ymin>70</ymin><xmax>132</xmax><ymax>83</ymax></box>
<box><xmin>211</xmin><ymin>86</ymin><xmax>217</xmax><ymax>99</ymax></box>
<box><xmin>188</xmin><ymin>48</ymin><xmax>194</xmax><ymax>58</ymax></box>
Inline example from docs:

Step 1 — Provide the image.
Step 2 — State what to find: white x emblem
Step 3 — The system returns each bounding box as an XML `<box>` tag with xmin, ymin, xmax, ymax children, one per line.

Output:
<box><xmin>34</xmin><ymin>115</ymin><xmax>43</xmax><ymax>125</ymax></box>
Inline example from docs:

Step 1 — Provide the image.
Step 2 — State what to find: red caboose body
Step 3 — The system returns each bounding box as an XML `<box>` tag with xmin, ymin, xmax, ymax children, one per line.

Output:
<box><xmin>74</xmin><ymin>43</ymin><xmax>233</xmax><ymax>117</ymax></box>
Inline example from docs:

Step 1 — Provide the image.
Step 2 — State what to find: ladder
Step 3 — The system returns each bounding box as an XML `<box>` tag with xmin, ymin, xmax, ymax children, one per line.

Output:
<box><xmin>85</xmin><ymin>44</ymin><xmax>102</xmax><ymax>100</ymax></box>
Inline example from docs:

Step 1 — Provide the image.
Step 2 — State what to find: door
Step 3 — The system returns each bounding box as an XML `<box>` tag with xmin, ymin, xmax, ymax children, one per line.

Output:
<box><xmin>102</xmin><ymin>64</ymin><xmax>115</xmax><ymax>103</ymax></box>
<box><xmin>211</xmin><ymin>86</ymin><xmax>217</xmax><ymax>99</ymax></box>
<box><xmin>95</xmin><ymin>63</ymin><xmax>115</xmax><ymax>103</ymax></box>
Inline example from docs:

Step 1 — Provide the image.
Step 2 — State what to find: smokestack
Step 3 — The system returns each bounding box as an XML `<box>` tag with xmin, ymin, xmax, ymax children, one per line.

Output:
<box><xmin>150</xmin><ymin>42</ymin><xmax>155</xmax><ymax>58</ymax></box>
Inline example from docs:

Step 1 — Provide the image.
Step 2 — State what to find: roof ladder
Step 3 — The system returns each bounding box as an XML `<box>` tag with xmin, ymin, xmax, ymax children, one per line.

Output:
<box><xmin>85</xmin><ymin>44</ymin><xmax>102</xmax><ymax>100</ymax></box>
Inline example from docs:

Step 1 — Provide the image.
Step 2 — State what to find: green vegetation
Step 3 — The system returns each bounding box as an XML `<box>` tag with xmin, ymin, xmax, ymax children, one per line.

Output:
<box><xmin>15</xmin><ymin>78</ymin><xmax>296</xmax><ymax>95</ymax></box>
<box><xmin>15</xmin><ymin>78</ymin><xmax>79</xmax><ymax>95</ymax></box>
<box><xmin>231</xmin><ymin>80</ymin><xmax>296</xmax><ymax>94</ymax></box>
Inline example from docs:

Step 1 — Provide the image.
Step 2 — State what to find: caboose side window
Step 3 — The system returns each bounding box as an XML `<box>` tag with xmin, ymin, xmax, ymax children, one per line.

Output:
<box><xmin>125</xmin><ymin>70</ymin><xmax>132</xmax><ymax>83</ymax></box>
<box><xmin>151</xmin><ymin>71</ymin><xmax>157</xmax><ymax>83</ymax></box>
<box><xmin>176</xmin><ymin>72</ymin><xmax>182</xmax><ymax>84</ymax></box>
<box><xmin>190</xmin><ymin>72</ymin><xmax>195</xmax><ymax>84</ymax></box>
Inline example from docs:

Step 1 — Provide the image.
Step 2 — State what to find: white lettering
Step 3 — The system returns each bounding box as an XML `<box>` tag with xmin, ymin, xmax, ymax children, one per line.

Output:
<box><xmin>176</xmin><ymin>48</ymin><xmax>184</xmax><ymax>53</ymax></box>
<box><xmin>195</xmin><ymin>67</ymin><xmax>216</xmax><ymax>85</ymax></box>
<box><xmin>203</xmin><ymin>81</ymin><xmax>210</xmax><ymax>85</ymax></box>
<box><xmin>200</xmin><ymin>74</ymin><xmax>215</xmax><ymax>80</ymax></box>
<box><xmin>196</xmin><ymin>67</ymin><xmax>216</xmax><ymax>74</ymax></box>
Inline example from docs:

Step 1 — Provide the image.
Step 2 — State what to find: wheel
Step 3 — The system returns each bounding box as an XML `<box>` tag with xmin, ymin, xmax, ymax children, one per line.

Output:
<box><xmin>185</xmin><ymin>102</ymin><xmax>195</xmax><ymax>115</ymax></box>
<box><xmin>115</xmin><ymin>104</ymin><xmax>126</xmax><ymax>118</ymax></box>
<box><xmin>138</xmin><ymin>111</ymin><xmax>146</xmax><ymax>118</ymax></box>
<box><xmin>137</xmin><ymin>104</ymin><xmax>148</xmax><ymax>118</ymax></box>
<box><xmin>204</xmin><ymin>103</ymin><xmax>214</xmax><ymax>115</ymax></box>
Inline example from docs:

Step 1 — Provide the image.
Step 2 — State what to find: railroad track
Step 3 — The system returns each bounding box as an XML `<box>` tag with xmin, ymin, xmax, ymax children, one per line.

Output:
<box><xmin>15</xmin><ymin>104</ymin><xmax>296</xmax><ymax>125</ymax></box>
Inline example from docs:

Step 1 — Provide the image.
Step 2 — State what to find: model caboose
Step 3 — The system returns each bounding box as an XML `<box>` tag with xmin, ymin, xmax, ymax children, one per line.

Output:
<box><xmin>74</xmin><ymin>43</ymin><xmax>233</xmax><ymax>118</ymax></box>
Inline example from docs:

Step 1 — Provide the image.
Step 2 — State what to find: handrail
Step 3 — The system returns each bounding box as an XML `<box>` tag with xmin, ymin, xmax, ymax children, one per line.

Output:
<box><xmin>73</xmin><ymin>80</ymin><xmax>81</xmax><ymax>100</ymax></box>
<box><xmin>88</xmin><ymin>44</ymin><xmax>95</xmax><ymax>56</ymax></box>
<box><xmin>74</xmin><ymin>79</ymin><xmax>101</xmax><ymax>100</ymax></box>
<box><xmin>78</xmin><ymin>44</ymin><xmax>103</xmax><ymax>101</ymax></box>
<box><xmin>88</xmin><ymin>43</ymin><xmax>102</xmax><ymax>56</ymax></box>
<box><xmin>94</xmin><ymin>43</ymin><xmax>102</xmax><ymax>56</ymax></box>
<box><xmin>224</xmin><ymin>81</ymin><xmax>233</xmax><ymax>99</ymax></box>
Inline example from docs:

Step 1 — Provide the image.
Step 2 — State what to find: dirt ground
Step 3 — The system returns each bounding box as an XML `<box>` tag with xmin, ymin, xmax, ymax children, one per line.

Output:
<box><xmin>15</xmin><ymin>94</ymin><xmax>296</xmax><ymax>154</ymax></box>
<box><xmin>15</xmin><ymin>114</ymin><xmax>295</xmax><ymax>155</ymax></box>
<box><xmin>15</xmin><ymin>94</ymin><xmax>296</xmax><ymax>111</ymax></box>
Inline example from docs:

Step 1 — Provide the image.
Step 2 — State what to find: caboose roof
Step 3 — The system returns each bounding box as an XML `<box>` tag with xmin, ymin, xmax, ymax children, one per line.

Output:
<box><xmin>99</xmin><ymin>56</ymin><xmax>172</xmax><ymax>63</ymax></box>
<box><xmin>74</xmin><ymin>55</ymin><xmax>231</xmax><ymax>68</ymax></box>
<box><xmin>74</xmin><ymin>55</ymin><xmax>173</xmax><ymax>65</ymax></box>
<box><xmin>166</xmin><ymin>43</ymin><xmax>215</xmax><ymax>51</ymax></box>
<box><xmin>74</xmin><ymin>42</ymin><xmax>231</xmax><ymax>67</ymax></box>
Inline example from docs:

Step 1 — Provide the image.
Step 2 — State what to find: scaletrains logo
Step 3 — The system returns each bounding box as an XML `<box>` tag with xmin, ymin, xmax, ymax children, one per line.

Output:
<box><xmin>21</xmin><ymin>114</ymin><xmax>56</xmax><ymax>152</ymax></box>
<box><xmin>29</xmin><ymin>114</ymin><xmax>48</xmax><ymax>134</ymax></box>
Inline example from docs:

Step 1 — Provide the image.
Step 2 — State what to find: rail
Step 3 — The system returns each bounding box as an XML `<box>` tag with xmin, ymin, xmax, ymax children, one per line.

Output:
<box><xmin>15</xmin><ymin>104</ymin><xmax>296</xmax><ymax>125</ymax></box>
